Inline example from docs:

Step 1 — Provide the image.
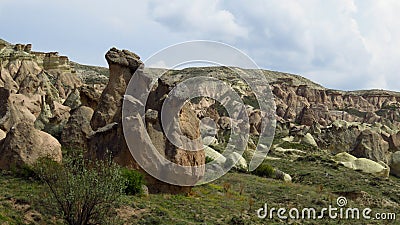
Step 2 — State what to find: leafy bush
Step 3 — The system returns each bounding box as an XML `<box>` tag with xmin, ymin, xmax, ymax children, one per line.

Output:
<box><xmin>251</xmin><ymin>163</ymin><xmax>275</xmax><ymax>178</ymax></box>
<box><xmin>120</xmin><ymin>168</ymin><xmax>145</xmax><ymax>195</ymax></box>
<box><xmin>34</xmin><ymin>155</ymin><xmax>126</xmax><ymax>225</ymax></box>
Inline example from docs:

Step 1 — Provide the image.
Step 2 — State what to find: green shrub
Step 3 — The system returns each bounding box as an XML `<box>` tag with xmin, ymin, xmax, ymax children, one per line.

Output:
<box><xmin>344</xmin><ymin>108</ymin><xmax>367</xmax><ymax>118</ymax></box>
<box><xmin>10</xmin><ymin>164</ymin><xmax>38</xmax><ymax>180</ymax></box>
<box><xmin>120</xmin><ymin>168</ymin><xmax>145</xmax><ymax>195</ymax></box>
<box><xmin>242</xmin><ymin>95</ymin><xmax>259</xmax><ymax>109</ymax></box>
<box><xmin>34</xmin><ymin>156</ymin><xmax>126</xmax><ymax>225</ymax></box>
<box><xmin>205</xmin><ymin>156</ymin><xmax>214</xmax><ymax>164</ymax></box>
<box><xmin>252</xmin><ymin>163</ymin><xmax>275</xmax><ymax>178</ymax></box>
<box><xmin>228</xmin><ymin>215</ymin><xmax>248</xmax><ymax>225</ymax></box>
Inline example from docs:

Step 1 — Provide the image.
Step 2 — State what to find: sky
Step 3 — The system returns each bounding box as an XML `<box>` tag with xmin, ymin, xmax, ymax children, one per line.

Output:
<box><xmin>1</xmin><ymin>0</ymin><xmax>399</xmax><ymax>91</ymax></box>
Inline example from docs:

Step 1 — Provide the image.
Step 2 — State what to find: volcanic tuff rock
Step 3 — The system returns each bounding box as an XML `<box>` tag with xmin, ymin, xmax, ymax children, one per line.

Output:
<box><xmin>90</xmin><ymin>48</ymin><xmax>143</xmax><ymax>130</ymax></box>
<box><xmin>351</xmin><ymin>129</ymin><xmax>391</xmax><ymax>164</ymax></box>
<box><xmin>61</xmin><ymin>106</ymin><xmax>94</xmax><ymax>150</ymax></box>
<box><xmin>88</xmin><ymin>47</ymin><xmax>205</xmax><ymax>194</ymax></box>
<box><xmin>0</xmin><ymin>129</ymin><xmax>5</xmax><ymax>141</ymax></box>
<box><xmin>390</xmin><ymin>151</ymin><xmax>400</xmax><ymax>177</ymax></box>
<box><xmin>0</xmin><ymin>121</ymin><xmax>62</xmax><ymax>170</ymax></box>
<box><xmin>0</xmin><ymin>40</ymin><xmax>106</xmax><ymax>169</ymax></box>
<box><xmin>333</xmin><ymin>152</ymin><xmax>390</xmax><ymax>178</ymax></box>
<box><xmin>142</xmin><ymin>66</ymin><xmax>400</xmax><ymax>163</ymax></box>
<box><xmin>1</xmin><ymin>41</ymin><xmax>73</xmax><ymax>134</ymax></box>
<box><xmin>1</xmin><ymin>38</ymin><xmax>400</xmax><ymax>192</ymax></box>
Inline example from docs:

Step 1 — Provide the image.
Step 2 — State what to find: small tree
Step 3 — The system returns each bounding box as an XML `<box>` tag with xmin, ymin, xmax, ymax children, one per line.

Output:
<box><xmin>120</xmin><ymin>168</ymin><xmax>145</xmax><ymax>195</ymax></box>
<box><xmin>35</xmin><ymin>154</ymin><xmax>126</xmax><ymax>225</ymax></box>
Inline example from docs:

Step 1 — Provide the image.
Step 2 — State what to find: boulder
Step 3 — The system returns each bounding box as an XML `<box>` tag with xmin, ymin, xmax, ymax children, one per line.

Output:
<box><xmin>63</xmin><ymin>88</ymin><xmax>82</xmax><ymax>110</ymax></box>
<box><xmin>0</xmin><ymin>129</ymin><xmax>5</xmax><ymax>141</ymax></box>
<box><xmin>0</xmin><ymin>121</ymin><xmax>62</xmax><ymax>170</ymax></box>
<box><xmin>353</xmin><ymin>158</ymin><xmax>390</xmax><ymax>178</ymax></box>
<box><xmin>314</xmin><ymin>121</ymin><xmax>363</xmax><ymax>154</ymax></box>
<box><xmin>249</xmin><ymin>110</ymin><xmax>262</xmax><ymax>135</ymax></box>
<box><xmin>351</xmin><ymin>129</ymin><xmax>391</xmax><ymax>164</ymax></box>
<box><xmin>79</xmin><ymin>86</ymin><xmax>101</xmax><ymax>110</ymax></box>
<box><xmin>301</xmin><ymin>133</ymin><xmax>318</xmax><ymax>147</ymax></box>
<box><xmin>389</xmin><ymin>151</ymin><xmax>400</xmax><ymax>177</ymax></box>
<box><xmin>204</xmin><ymin>146</ymin><xmax>226</xmax><ymax>164</ymax></box>
<box><xmin>0</xmin><ymin>88</ymin><xmax>37</xmax><ymax>132</ymax></box>
<box><xmin>225</xmin><ymin>152</ymin><xmax>248</xmax><ymax>171</ymax></box>
<box><xmin>388</xmin><ymin>132</ymin><xmax>400</xmax><ymax>152</ymax></box>
<box><xmin>333</xmin><ymin>152</ymin><xmax>390</xmax><ymax>178</ymax></box>
<box><xmin>274</xmin><ymin>169</ymin><xmax>292</xmax><ymax>182</ymax></box>
<box><xmin>42</xmin><ymin>101</ymin><xmax>71</xmax><ymax>139</ymax></box>
<box><xmin>333</xmin><ymin>152</ymin><xmax>357</xmax><ymax>162</ymax></box>
<box><xmin>61</xmin><ymin>106</ymin><xmax>94</xmax><ymax>150</ymax></box>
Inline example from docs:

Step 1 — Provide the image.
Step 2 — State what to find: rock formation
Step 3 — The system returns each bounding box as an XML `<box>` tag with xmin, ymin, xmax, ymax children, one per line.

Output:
<box><xmin>61</xmin><ymin>106</ymin><xmax>94</xmax><ymax>150</ymax></box>
<box><xmin>0</xmin><ymin>121</ymin><xmax>62</xmax><ymax>170</ymax></box>
<box><xmin>333</xmin><ymin>152</ymin><xmax>390</xmax><ymax>178</ymax></box>
<box><xmin>88</xmin><ymin>48</ymin><xmax>205</xmax><ymax>194</ymax></box>
<box><xmin>390</xmin><ymin>151</ymin><xmax>400</xmax><ymax>177</ymax></box>
<box><xmin>1</xmin><ymin>38</ymin><xmax>400</xmax><ymax>193</ymax></box>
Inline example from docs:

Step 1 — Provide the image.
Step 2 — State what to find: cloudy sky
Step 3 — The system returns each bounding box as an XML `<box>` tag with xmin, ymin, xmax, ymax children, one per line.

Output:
<box><xmin>1</xmin><ymin>0</ymin><xmax>399</xmax><ymax>91</ymax></box>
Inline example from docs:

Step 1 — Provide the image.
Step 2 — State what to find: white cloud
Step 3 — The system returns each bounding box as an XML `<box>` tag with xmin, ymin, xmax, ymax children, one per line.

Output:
<box><xmin>1</xmin><ymin>0</ymin><xmax>400</xmax><ymax>91</ymax></box>
<box><xmin>215</xmin><ymin>0</ymin><xmax>400</xmax><ymax>91</ymax></box>
<box><xmin>148</xmin><ymin>0</ymin><xmax>248</xmax><ymax>41</ymax></box>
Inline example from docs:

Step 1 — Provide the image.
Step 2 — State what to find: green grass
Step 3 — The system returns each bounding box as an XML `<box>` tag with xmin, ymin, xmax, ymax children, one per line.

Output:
<box><xmin>278</xmin><ymin>141</ymin><xmax>319</xmax><ymax>152</ymax></box>
<box><xmin>70</xmin><ymin>62</ymin><xmax>109</xmax><ymax>77</ymax></box>
<box><xmin>0</xmin><ymin>171</ymin><xmax>61</xmax><ymax>224</ymax></box>
<box><xmin>1</xmin><ymin>152</ymin><xmax>399</xmax><ymax>224</ymax></box>
<box><xmin>121</xmin><ymin>154</ymin><xmax>400</xmax><ymax>224</ymax></box>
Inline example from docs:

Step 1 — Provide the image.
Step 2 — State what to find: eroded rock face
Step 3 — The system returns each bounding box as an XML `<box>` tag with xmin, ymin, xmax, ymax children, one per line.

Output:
<box><xmin>88</xmin><ymin>48</ymin><xmax>205</xmax><ymax>194</ymax></box>
<box><xmin>61</xmin><ymin>106</ymin><xmax>94</xmax><ymax>150</ymax></box>
<box><xmin>90</xmin><ymin>48</ymin><xmax>143</xmax><ymax>130</ymax></box>
<box><xmin>79</xmin><ymin>86</ymin><xmax>101</xmax><ymax>109</ymax></box>
<box><xmin>0</xmin><ymin>41</ymin><xmax>84</xmax><ymax>136</ymax></box>
<box><xmin>314</xmin><ymin>121</ymin><xmax>363</xmax><ymax>154</ymax></box>
<box><xmin>0</xmin><ymin>121</ymin><xmax>62</xmax><ymax>170</ymax></box>
<box><xmin>271</xmin><ymin>82</ymin><xmax>400</xmax><ymax>128</ymax></box>
<box><xmin>88</xmin><ymin>47</ymin><xmax>143</xmax><ymax>171</ymax></box>
<box><xmin>0</xmin><ymin>88</ymin><xmax>38</xmax><ymax>132</ymax></box>
<box><xmin>351</xmin><ymin>129</ymin><xmax>391</xmax><ymax>164</ymax></box>
<box><xmin>388</xmin><ymin>132</ymin><xmax>400</xmax><ymax>152</ymax></box>
<box><xmin>390</xmin><ymin>151</ymin><xmax>400</xmax><ymax>177</ymax></box>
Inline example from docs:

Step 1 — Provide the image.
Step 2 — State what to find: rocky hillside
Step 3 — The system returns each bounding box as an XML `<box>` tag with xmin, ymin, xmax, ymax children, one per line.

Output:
<box><xmin>1</xmin><ymin>39</ymin><xmax>400</xmax><ymax>194</ymax></box>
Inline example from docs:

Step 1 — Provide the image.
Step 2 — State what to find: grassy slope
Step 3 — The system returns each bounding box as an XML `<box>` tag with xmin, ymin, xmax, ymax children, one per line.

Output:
<box><xmin>126</xmin><ymin>155</ymin><xmax>400</xmax><ymax>225</ymax></box>
<box><xmin>2</xmin><ymin>153</ymin><xmax>398</xmax><ymax>225</ymax></box>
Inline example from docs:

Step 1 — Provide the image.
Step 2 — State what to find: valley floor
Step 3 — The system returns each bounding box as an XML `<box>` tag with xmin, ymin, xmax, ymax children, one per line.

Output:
<box><xmin>1</xmin><ymin>152</ymin><xmax>399</xmax><ymax>224</ymax></box>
